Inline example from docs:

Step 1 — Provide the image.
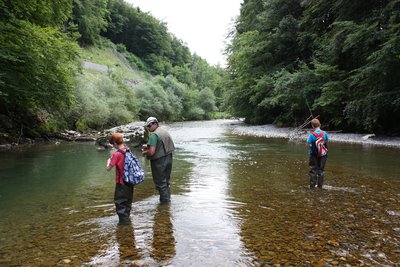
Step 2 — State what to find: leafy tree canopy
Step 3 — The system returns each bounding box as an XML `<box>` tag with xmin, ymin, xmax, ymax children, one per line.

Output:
<box><xmin>226</xmin><ymin>0</ymin><xmax>400</xmax><ymax>134</ymax></box>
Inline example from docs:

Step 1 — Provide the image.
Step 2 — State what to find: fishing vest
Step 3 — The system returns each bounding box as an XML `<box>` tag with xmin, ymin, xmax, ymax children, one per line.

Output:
<box><xmin>148</xmin><ymin>127</ymin><xmax>175</xmax><ymax>160</ymax></box>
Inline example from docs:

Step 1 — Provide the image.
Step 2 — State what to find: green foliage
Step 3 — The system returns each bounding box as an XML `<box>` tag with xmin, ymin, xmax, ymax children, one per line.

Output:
<box><xmin>199</xmin><ymin>88</ymin><xmax>217</xmax><ymax>116</ymax></box>
<box><xmin>144</xmin><ymin>54</ymin><xmax>171</xmax><ymax>75</ymax></box>
<box><xmin>133</xmin><ymin>73</ymin><xmax>223</xmax><ymax>121</ymax></box>
<box><xmin>70</xmin><ymin>74</ymin><xmax>139</xmax><ymax>131</ymax></box>
<box><xmin>134</xmin><ymin>81</ymin><xmax>172</xmax><ymax>121</ymax></box>
<box><xmin>191</xmin><ymin>55</ymin><xmax>218</xmax><ymax>89</ymax></box>
<box><xmin>103</xmin><ymin>0</ymin><xmax>172</xmax><ymax>66</ymax></box>
<box><xmin>116</xmin><ymin>43</ymin><xmax>127</xmax><ymax>53</ymax></box>
<box><xmin>227</xmin><ymin>0</ymin><xmax>400</xmax><ymax>134</ymax></box>
<box><xmin>170</xmin><ymin>36</ymin><xmax>191</xmax><ymax>66</ymax></box>
<box><xmin>0</xmin><ymin>18</ymin><xmax>79</xmax><ymax>135</ymax></box>
<box><xmin>39</xmin><ymin>113</ymin><xmax>70</xmax><ymax>133</ymax></box>
<box><xmin>0</xmin><ymin>0</ymin><xmax>230</xmax><ymax>138</ymax></box>
<box><xmin>101</xmin><ymin>0</ymin><xmax>227</xmax><ymax>119</ymax></box>
<box><xmin>211</xmin><ymin>112</ymin><xmax>232</xmax><ymax>119</ymax></box>
<box><xmin>182</xmin><ymin>89</ymin><xmax>205</xmax><ymax>120</ymax></box>
<box><xmin>70</xmin><ymin>0</ymin><xmax>109</xmax><ymax>45</ymax></box>
<box><xmin>0</xmin><ymin>0</ymin><xmax>72</xmax><ymax>27</ymax></box>
<box><xmin>171</xmin><ymin>65</ymin><xmax>193</xmax><ymax>85</ymax></box>
<box><xmin>134</xmin><ymin>75</ymin><xmax>187</xmax><ymax>121</ymax></box>
<box><xmin>116</xmin><ymin>43</ymin><xmax>148</xmax><ymax>71</ymax></box>
<box><xmin>186</xmin><ymin>107</ymin><xmax>205</xmax><ymax>121</ymax></box>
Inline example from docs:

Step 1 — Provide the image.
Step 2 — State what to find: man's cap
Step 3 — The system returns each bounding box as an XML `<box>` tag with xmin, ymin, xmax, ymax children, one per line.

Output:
<box><xmin>145</xmin><ymin>117</ymin><xmax>158</xmax><ymax>127</ymax></box>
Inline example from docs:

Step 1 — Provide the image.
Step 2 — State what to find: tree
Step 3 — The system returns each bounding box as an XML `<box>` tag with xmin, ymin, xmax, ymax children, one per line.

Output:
<box><xmin>70</xmin><ymin>0</ymin><xmax>109</xmax><ymax>45</ymax></box>
<box><xmin>103</xmin><ymin>1</ymin><xmax>172</xmax><ymax>66</ymax></box>
<box><xmin>0</xmin><ymin>1</ymin><xmax>79</xmax><ymax>135</ymax></box>
<box><xmin>226</xmin><ymin>0</ymin><xmax>400</xmax><ymax>134</ymax></box>
<box><xmin>199</xmin><ymin>87</ymin><xmax>217</xmax><ymax>117</ymax></box>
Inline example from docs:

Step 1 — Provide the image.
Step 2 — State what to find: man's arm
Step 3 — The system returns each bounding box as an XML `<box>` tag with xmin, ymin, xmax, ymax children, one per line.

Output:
<box><xmin>142</xmin><ymin>145</ymin><xmax>156</xmax><ymax>157</ymax></box>
<box><xmin>142</xmin><ymin>133</ymin><xmax>157</xmax><ymax>157</ymax></box>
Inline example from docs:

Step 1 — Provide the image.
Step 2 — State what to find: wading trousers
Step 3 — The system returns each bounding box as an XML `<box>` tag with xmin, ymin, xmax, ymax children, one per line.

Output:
<box><xmin>309</xmin><ymin>155</ymin><xmax>327</xmax><ymax>188</ymax></box>
<box><xmin>114</xmin><ymin>183</ymin><xmax>134</xmax><ymax>223</ymax></box>
<box><xmin>150</xmin><ymin>153</ymin><xmax>173</xmax><ymax>204</ymax></box>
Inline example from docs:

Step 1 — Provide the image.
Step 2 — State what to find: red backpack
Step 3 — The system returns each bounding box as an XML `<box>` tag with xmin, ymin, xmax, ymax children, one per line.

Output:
<box><xmin>312</xmin><ymin>131</ymin><xmax>328</xmax><ymax>157</ymax></box>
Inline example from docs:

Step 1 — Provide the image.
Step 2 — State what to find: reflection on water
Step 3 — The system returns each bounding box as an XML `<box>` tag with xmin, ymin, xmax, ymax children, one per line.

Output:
<box><xmin>151</xmin><ymin>205</ymin><xmax>175</xmax><ymax>261</ymax></box>
<box><xmin>83</xmin><ymin>198</ymin><xmax>176</xmax><ymax>266</ymax></box>
<box><xmin>169</xmin><ymin>121</ymin><xmax>252</xmax><ymax>266</ymax></box>
<box><xmin>0</xmin><ymin>120</ymin><xmax>399</xmax><ymax>266</ymax></box>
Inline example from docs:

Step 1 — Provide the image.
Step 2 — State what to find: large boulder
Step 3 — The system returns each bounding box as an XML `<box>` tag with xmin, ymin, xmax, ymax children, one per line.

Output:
<box><xmin>95</xmin><ymin>122</ymin><xmax>146</xmax><ymax>150</ymax></box>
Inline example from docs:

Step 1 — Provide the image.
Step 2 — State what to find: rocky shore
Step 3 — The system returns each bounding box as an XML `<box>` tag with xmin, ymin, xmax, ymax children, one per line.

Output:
<box><xmin>226</xmin><ymin>120</ymin><xmax>400</xmax><ymax>149</ymax></box>
<box><xmin>2</xmin><ymin>119</ymin><xmax>400</xmax><ymax>151</ymax></box>
<box><xmin>0</xmin><ymin>121</ymin><xmax>146</xmax><ymax>151</ymax></box>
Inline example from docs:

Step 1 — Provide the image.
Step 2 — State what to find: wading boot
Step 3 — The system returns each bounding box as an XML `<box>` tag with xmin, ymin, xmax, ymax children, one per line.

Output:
<box><xmin>309</xmin><ymin>173</ymin><xmax>317</xmax><ymax>189</ymax></box>
<box><xmin>317</xmin><ymin>175</ymin><xmax>324</xmax><ymax>189</ymax></box>
<box><xmin>159</xmin><ymin>187</ymin><xmax>171</xmax><ymax>204</ymax></box>
<box><xmin>118</xmin><ymin>215</ymin><xmax>131</xmax><ymax>225</ymax></box>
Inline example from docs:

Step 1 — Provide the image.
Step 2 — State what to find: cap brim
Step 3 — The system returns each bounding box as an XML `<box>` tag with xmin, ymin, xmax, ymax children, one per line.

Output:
<box><xmin>145</xmin><ymin>120</ymin><xmax>156</xmax><ymax>127</ymax></box>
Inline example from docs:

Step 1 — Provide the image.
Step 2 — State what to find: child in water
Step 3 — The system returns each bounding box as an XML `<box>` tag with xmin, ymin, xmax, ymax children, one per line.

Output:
<box><xmin>106</xmin><ymin>133</ymin><xmax>133</xmax><ymax>224</ymax></box>
<box><xmin>307</xmin><ymin>118</ymin><xmax>329</xmax><ymax>188</ymax></box>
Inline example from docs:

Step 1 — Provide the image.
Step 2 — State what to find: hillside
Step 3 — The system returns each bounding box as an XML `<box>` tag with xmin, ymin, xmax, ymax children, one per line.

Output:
<box><xmin>0</xmin><ymin>0</ymin><xmax>227</xmax><ymax>145</ymax></box>
<box><xmin>80</xmin><ymin>45</ymin><xmax>146</xmax><ymax>83</ymax></box>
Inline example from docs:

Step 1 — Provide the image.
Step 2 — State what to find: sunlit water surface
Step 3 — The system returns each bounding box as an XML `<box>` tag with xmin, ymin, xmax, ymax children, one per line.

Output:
<box><xmin>0</xmin><ymin>120</ymin><xmax>399</xmax><ymax>266</ymax></box>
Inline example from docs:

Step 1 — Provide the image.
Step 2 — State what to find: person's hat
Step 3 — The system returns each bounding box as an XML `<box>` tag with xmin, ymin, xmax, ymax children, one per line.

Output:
<box><xmin>145</xmin><ymin>117</ymin><xmax>158</xmax><ymax>127</ymax></box>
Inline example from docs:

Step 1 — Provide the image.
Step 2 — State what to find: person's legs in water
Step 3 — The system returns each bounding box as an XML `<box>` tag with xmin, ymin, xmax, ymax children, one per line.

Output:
<box><xmin>317</xmin><ymin>156</ymin><xmax>327</xmax><ymax>188</ymax></box>
<box><xmin>151</xmin><ymin>154</ymin><xmax>173</xmax><ymax>203</ymax></box>
<box><xmin>114</xmin><ymin>183</ymin><xmax>134</xmax><ymax>224</ymax></box>
<box><xmin>309</xmin><ymin>156</ymin><xmax>318</xmax><ymax>189</ymax></box>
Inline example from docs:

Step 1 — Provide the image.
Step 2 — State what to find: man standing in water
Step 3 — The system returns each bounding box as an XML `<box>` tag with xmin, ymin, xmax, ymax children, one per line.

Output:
<box><xmin>141</xmin><ymin>117</ymin><xmax>175</xmax><ymax>203</ymax></box>
<box><xmin>307</xmin><ymin>118</ymin><xmax>329</xmax><ymax>189</ymax></box>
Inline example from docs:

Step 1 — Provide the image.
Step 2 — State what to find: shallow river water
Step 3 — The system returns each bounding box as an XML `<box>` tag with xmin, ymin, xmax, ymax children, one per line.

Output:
<box><xmin>0</xmin><ymin>120</ymin><xmax>399</xmax><ymax>266</ymax></box>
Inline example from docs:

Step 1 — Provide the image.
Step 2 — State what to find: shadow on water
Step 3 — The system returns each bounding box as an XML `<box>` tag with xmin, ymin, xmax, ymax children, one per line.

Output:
<box><xmin>0</xmin><ymin>120</ymin><xmax>399</xmax><ymax>266</ymax></box>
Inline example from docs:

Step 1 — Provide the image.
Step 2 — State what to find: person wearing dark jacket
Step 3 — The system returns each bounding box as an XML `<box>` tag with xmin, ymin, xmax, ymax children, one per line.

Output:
<box><xmin>141</xmin><ymin>117</ymin><xmax>175</xmax><ymax>203</ymax></box>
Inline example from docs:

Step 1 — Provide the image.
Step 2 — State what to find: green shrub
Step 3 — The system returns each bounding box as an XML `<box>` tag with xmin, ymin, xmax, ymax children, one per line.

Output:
<box><xmin>116</xmin><ymin>43</ymin><xmax>127</xmax><ymax>53</ymax></box>
<box><xmin>210</xmin><ymin>112</ymin><xmax>232</xmax><ymax>119</ymax></box>
<box><xmin>70</xmin><ymin>73</ymin><xmax>139</xmax><ymax>131</ymax></box>
<box><xmin>185</xmin><ymin>107</ymin><xmax>205</xmax><ymax>120</ymax></box>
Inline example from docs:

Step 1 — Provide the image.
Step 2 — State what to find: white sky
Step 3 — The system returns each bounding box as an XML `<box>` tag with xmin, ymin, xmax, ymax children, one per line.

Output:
<box><xmin>126</xmin><ymin>0</ymin><xmax>243</xmax><ymax>66</ymax></box>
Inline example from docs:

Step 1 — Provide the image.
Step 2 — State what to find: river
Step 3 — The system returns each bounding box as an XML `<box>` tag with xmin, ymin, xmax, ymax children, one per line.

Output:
<box><xmin>0</xmin><ymin>120</ymin><xmax>399</xmax><ymax>266</ymax></box>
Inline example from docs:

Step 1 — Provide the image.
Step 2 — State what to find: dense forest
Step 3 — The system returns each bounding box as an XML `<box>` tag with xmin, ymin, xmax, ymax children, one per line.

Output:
<box><xmin>1</xmin><ymin>0</ymin><xmax>400</xmax><ymax>141</ymax></box>
<box><xmin>0</xmin><ymin>0</ymin><xmax>227</xmax><ymax>140</ymax></box>
<box><xmin>227</xmin><ymin>0</ymin><xmax>400</xmax><ymax>135</ymax></box>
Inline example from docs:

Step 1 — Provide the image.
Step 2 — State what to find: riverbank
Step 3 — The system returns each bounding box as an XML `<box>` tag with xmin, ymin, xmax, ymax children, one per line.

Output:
<box><xmin>0</xmin><ymin>122</ymin><xmax>146</xmax><ymax>151</ymax></box>
<box><xmin>226</xmin><ymin>119</ymin><xmax>400</xmax><ymax>149</ymax></box>
<box><xmin>2</xmin><ymin>119</ymin><xmax>400</xmax><ymax>151</ymax></box>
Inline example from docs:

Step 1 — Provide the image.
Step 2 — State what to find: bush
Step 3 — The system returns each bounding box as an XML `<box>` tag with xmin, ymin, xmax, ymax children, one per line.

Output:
<box><xmin>134</xmin><ymin>80</ymin><xmax>172</xmax><ymax>120</ymax></box>
<box><xmin>116</xmin><ymin>43</ymin><xmax>127</xmax><ymax>53</ymax></box>
<box><xmin>185</xmin><ymin>107</ymin><xmax>205</xmax><ymax>120</ymax></box>
<box><xmin>70</xmin><ymin>73</ymin><xmax>139</xmax><ymax>131</ymax></box>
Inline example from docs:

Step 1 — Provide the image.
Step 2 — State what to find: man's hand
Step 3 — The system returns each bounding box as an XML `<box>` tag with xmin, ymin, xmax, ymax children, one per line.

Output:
<box><xmin>141</xmin><ymin>144</ymin><xmax>148</xmax><ymax>157</ymax></box>
<box><xmin>141</xmin><ymin>144</ymin><xmax>155</xmax><ymax>157</ymax></box>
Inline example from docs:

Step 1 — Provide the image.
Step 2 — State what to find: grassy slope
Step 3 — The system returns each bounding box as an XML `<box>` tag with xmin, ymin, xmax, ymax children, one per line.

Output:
<box><xmin>78</xmin><ymin>46</ymin><xmax>150</xmax><ymax>82</ymax></box>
